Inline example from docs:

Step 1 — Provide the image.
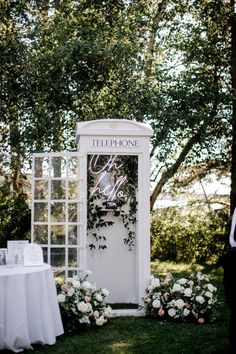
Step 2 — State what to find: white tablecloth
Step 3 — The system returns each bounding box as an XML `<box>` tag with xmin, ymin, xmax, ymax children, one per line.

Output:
<box><xmin>0</xmin><ymin>264</ymin><xmax>64</xmax><ymax>352</ymax></box>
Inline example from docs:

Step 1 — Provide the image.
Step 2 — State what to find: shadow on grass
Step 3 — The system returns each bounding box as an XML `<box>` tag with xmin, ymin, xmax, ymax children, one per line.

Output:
<box><xmin>24</xmin><ymin>316</ymin><xmax>230</xmax><ymax>354</ymax></box>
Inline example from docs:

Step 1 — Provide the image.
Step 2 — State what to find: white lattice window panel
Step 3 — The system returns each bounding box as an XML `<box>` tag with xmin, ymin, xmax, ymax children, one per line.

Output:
<box><xmin>31</xmin><ymin>152</ymin><xmax>86</xmax><ymax>278</ymax></box>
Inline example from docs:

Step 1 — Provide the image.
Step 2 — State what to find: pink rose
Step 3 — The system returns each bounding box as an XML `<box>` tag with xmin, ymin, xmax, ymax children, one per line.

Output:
<box><xmin>85</xmin><ymin>296</ymin><xmax>91</xmax><ymax>303</ymax></box>
<box><xmin>61</xmin><ymin>283</ymin><xmax>68</xmax><ymax>292</ymax></box>
<box><xmin>158</xmin><ymin>308</ymin><xmax>165</xmax><ymax>317</ymax></box>
<box><xmin>163</xmin><ymin>275</ymin><xmax>172</xmax><ymax>284</ymax></box>
<box><xmin>198</xmin><ymin>317</ymin><xmax>205</xmax><ymax>324</ymax></box>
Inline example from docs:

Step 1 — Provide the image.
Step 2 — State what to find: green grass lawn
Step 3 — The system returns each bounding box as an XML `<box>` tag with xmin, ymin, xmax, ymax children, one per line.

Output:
<box><xmin>8</xmin><ymin>261</ymin><xmax>230</xmax><ymax>354</ymax></box>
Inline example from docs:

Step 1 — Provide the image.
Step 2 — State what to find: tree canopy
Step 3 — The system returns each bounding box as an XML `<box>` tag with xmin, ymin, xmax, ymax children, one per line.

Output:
<box><xmin>0</xmin><ymin>0</ymin><xmax>234</xmax><ymax>239</ymax></box>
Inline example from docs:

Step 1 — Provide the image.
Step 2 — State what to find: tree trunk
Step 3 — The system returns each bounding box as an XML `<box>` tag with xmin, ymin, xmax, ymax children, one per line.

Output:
<box><xmin>150</xmin><ymin>66</ymin><xmax>219</xmax><ymax>210</ymax></box>
<box><xmin>150</xmin><ymin>129</ymin><xmax>201</xmax><ymax>210</ymax></box>
<box><xmin>145</xmin><ymin>0</ymin><xmax>169</xmax><ymax>78</ymax></box>
<box><xmin>9</xmin><ymin>117</ymin><xmax>23</xmax><ymax>191</ymax></box>
<box><xmin>230</xmin><ymin>0</ymin><xmax>236</xmax><ymax>215</ymax></box>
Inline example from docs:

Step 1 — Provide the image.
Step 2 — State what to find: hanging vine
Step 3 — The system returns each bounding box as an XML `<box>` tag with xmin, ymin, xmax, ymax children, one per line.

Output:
<box><xmin>87</xmin><ymin>154</ymin><xmax>138</xmax><ymax>251</ymax></box>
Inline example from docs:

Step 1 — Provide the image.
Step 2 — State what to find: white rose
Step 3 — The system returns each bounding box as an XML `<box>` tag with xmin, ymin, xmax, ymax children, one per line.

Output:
<box><xmin>205</xmin><ymin>291</ymin><xmax>213</xmax><ymax>299</ymax></box>
<box><xmin>178</xmin><ymin>278</ymin><xmax>187</xmax><ymax>285</ymax></box>
<box><xmin>207</xmin><ymin>283</ymin><xmax>216</xmax><ymax>292</ymax></box>
<box><xmin>104</xmin><ymin>306</ymin><xmax>112</xmax><ymax>317</ymax></box>
<box><xmin>184</xmin><ymin>288</ymin><xmax>192</xmax><ymax>297</ymax></box>
<box><xmin>94</xmin><ymin>310</ymin><xmax>100</xmax><ymax>319</ymax></box>
<box><xmin>57</xmin><ymin>294</ymin><xmax>65</xmax><ymax>303</ymax></box>
<box><xmin>172</xmin><ymin>283</ymin><xmax>182</xmax><ymax>292</ymax></box>
<box><xmin>79</xmin><ymin>316</ymin><xmax>90</xmax><ymax>324</ymax></box>
<box><xmin>67</xmin><ymin>287</ymin><xmax>75</xmax><ymax>296</ymax></box>
<box><xmin>148</xmin><ymin>285</ymin><xmax>154</xmax><ymax>291</ymax></box>
<box><xmin>196</xmin><ymin>295</ymin><xmax>205</xmax><ymax>304</ymax></box>
<box><xmin>174</xmin><ymin>299</ymin><xmax>185</xmax><ymax>309</ymax></box>
<box><xmin>101</xmin><ymin>288</ymin><xmax>110</xmax><ymax>297</ymax></box>
<box><xmin>96</xmin><ymin>316</ymin><xmax>105</xmax><ymax>326</ymax></box>
<box><xmin>152</xmin><ymin>299</ymin><xmax>161</xmax><ymax>308</ymax></box>
<box><xmin>66</xmin><ymin>277</ymin><xmax>73</xmax><ymax>283</ymax></box>
<box><xmin>77</xmin><ymin>301</ymin><xmax>88</xmax><ymax>313</ymax></box>
<box><xmin>85</xmin><ymin>270</ymin><xmax>93</xmax><ymax>276</ymax></box>
<box><xmin>86</xmin><ymin>303</ymin><xmax>93</xmax><ymax>313</ymax></box>
<box><xmin>72</xmin><ymin>280</ymin><xmax>81</xmax><ymax>288</ymax></box>
<box><xmin>151</xmin><ymin>278</ymin><xmax>160</xmax><ymax>288</ymax></box>
<box><xmin>82</xmin><ymin>281</ymin><xmax>91</xmax><ymax>290</ymax></box>
<box><xmin>183</xmin><ymin>308</ymin><xmax>190</xmax><ymax>317</ymax></box>
<box><xmin>95</xmin><ymin>293</ymin><xmax>103</xmax><ymax>302</ymax></box>
<box><xmin>197</xmin><ymin>272</ymin><xmax>204</xmax><ymax>280</ymax></box>
<box><xmin>149</xmin><ymin>275</ymin><xmax>154</xmax><ymax>281</ymax></box>
<box><xmin>168</xmin><ymin>308</ymin><xmax>177</xmax><ymax>317</ymax></box>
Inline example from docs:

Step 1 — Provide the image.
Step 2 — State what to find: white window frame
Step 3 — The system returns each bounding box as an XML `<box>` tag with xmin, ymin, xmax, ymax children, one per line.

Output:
<box><xmin>31</xmin><ymin>151</ymin><xmax>87</xmax><ymax>278</ymax></box>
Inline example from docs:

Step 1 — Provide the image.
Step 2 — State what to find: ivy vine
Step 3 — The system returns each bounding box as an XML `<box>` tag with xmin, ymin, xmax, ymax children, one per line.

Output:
<box><xmin>87</xmin><ymin>154</ymin><xmax>138</xmax><ymax>251</ymax></box>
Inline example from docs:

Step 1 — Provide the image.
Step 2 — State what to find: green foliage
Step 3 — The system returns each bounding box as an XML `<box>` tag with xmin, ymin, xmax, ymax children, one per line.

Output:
<box><xmin>0</xmin><ymin>180</ymin><xmax>31</xmax><ymax>248</ymax></box>
<box><xmin>151</xmin><ymin>206</ymin><xmax>230</xmax><ymax>264</ymax></box>
<box><xmin>0</xmin><ymin>0</ymin><xmax>234</xmax><ymax>237</ymax></box>
<box><xmin>87</xmin><ymin>154</ymin><xmax>138</xmax><ymax>251</ymax></box>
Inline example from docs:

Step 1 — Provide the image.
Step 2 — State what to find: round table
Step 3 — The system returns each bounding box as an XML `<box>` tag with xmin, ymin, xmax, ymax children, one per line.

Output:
<box><xmin>0</xmin><ymin>264</ymin><xmax>64</xmax><ymax>352</ymax></box>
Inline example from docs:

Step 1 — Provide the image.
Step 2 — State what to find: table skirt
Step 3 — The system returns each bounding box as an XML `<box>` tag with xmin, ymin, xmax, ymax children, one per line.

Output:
<box><xmin>0</xmin><ymin>264</ymin><xmax>64</xmax><ymax>352</ymax></box>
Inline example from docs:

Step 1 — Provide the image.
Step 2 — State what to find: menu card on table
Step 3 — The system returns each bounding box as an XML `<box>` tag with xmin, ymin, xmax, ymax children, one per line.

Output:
<box><xmin>23</xmin><ymin>243</ymin><xmax>44</xmax><ymax>266</ymax></box>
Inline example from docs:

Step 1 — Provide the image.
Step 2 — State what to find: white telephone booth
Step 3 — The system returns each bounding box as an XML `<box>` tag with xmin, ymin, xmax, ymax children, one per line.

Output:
<box><xmin>31</xmin><ymin>119</ymin><xmax>153</xmax><ymax>312</ymax></box>
<box><xmin>76</xmin><ymin>119</ymin><xmax>153</xmax><ymax>308</ymax></box>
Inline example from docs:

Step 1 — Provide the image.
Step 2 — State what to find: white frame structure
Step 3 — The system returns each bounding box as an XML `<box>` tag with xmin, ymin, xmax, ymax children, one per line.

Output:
<box><xmin>31</xmin><ymin>119</ymin><xmax>153</xmax><ymax>311</ymax></box>
<box><xmin>31</xmin><ymin>152</ymin><xmax>86</xmax><ymax>277</ymax></box>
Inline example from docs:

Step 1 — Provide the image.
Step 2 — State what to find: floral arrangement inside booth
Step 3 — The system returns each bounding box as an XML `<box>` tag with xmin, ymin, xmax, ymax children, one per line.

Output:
<box><xmin>57</xmin><ymin>270</ymin><xmax>112</xmax><ymax>335</ymax></box>
<box><xmin>144</xmin><ymin>272</ymin><xmax>217</xmax><ymax>324</ymax></box>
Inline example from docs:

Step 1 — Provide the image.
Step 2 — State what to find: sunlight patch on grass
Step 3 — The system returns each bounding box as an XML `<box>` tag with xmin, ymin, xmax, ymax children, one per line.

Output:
<box><xmin>110</xmin><ymin>340</ymin><xmax>133</xmax><ymax>353</ymax></box>
<box><xmin>151</xmin><ymin>260</ymin><xmax>205</xmax><ymax>276</ymax></box>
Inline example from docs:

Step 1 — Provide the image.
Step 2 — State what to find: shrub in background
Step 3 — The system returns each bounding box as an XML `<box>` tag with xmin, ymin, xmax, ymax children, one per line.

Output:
<box><xmin>0</xmin><ymin>180</ymin><xmax>31</xmax><ymax>247</ymax></box>
<box><xmin>151</xmin><ymin>206</ymin><xmax>229</xmax><ymax>264</ymax></box>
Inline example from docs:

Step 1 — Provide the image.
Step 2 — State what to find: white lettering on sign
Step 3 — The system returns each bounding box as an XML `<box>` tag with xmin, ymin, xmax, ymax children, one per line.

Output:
<box><xmin>91</xmin><ymin>139</ymin><xmax>139</xmax><ymax>148</ymax></box>
<box><xmin>89</xmin><ymin>155</ymin><xmax>123</xmax><ymax>175</ymax></box>
<box><xmin>89</xmin><ymin>155</ymin><xmax>127</xmax><ymax>202</ymax></box>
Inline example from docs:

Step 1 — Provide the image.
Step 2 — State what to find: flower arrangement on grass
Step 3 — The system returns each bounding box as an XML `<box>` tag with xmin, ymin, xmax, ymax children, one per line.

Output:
<box><xmin>143</xmin><ymin>272</ymin><xmax>217</xmax><ymax>324</ymax></box>
<box><xmin>57</xmin><ymin>270</ymin><xmax>112</xmax><ymax>335</ymax></box>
